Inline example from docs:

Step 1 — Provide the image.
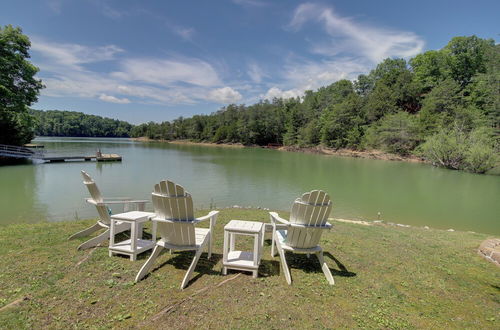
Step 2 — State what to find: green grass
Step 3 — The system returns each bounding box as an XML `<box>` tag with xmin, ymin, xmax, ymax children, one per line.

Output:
<box><xmin>0</xmin><ymin>208</ymin><xmax>498</xmax><ymax>329</ymax></box>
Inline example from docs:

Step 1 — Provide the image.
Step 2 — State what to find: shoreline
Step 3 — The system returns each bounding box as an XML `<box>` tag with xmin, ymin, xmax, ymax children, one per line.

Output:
<box><xmin>131</xmin><ymin>137</ymin><xmax>425</xmax><ymax>163</ymax></box>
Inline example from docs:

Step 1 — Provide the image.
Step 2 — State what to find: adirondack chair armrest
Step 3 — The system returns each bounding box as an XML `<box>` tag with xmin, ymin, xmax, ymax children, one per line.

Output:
<box><xmin>85</xmin><ymin>198</ymin><xmax>149</xmax><ymax>205</ymax></box>
<box><xmin>194</xmin><ymin>210</ymin><xmax>219</xmax><ymax>222</ymax></box>
<box><xmin>269</xmin><ymin>212</ymin><xmax>290</xmax><ymax>225</ymax></box>
<box><xmin>195</xmin><ymin>210</ymin><xmax>219</xmax><ymax>232</ymax></box>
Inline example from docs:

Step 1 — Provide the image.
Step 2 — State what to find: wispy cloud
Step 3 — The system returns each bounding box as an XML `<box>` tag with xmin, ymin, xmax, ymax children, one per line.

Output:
<box><xmin>259</xmin><ymin>2</ymin><xmax>424</xmax><ymax>100</ymax></box>
<box><xmin>31</xmin><ymin>38</ymin><xmax>240</xmax><ymax>106</ymax></box>
<box><xmin>173</xmin><ymin>26</ymin><xmax>195</xmax><ymax>41</ymax></box>
<box><xmin>31</xmin><ymin>38</ymin><xmax>123</xmax><ymax>70</ymax></box>
<box><xmin>247</xmin><ymin>62</ymin><xmax>269</xmax><ymax>83</ymax></box>
<box><xmin>289</xmin><ymin>3</ymin><xmax>424</xmax><ymax>63</ymax></box>
<box><xmin>112</xmin><ymin>57</ymin><xmax>221</xmax><ymax>87</ymax></box>
<box><xmin>47</xmin><ymin>0</ymin><xmax>63</xmax><ymax>14</ymax></box>
<box><xmin>232</xmin><ymin>0</ymin><xmax>268</xmax><ymax>7</ymax></box>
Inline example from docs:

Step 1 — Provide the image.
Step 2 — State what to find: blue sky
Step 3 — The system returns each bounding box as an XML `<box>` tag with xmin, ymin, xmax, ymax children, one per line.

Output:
<box><xmin>1</xmin><ymin>0</ymin><xmax>498</xmax><ymax>124</ymax></box>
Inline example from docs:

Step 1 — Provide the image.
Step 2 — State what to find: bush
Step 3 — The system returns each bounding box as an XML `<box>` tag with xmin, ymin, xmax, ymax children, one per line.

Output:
<box><xmin>420</xmin><ymin>126</ymin><xmax>498</xmax><ymax>173</ymax></box>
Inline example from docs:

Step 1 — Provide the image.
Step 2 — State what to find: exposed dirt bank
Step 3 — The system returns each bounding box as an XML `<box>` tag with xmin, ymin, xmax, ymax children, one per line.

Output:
<box><xmin>131</xmin><ymin>137</ymin><xmax>424</xmax><ymax>163</ymax></box>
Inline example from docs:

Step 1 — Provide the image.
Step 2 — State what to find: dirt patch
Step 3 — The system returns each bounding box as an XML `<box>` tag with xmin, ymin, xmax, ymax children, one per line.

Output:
<box><xmin>131</xmin><ymin>137</ymin><xmax>245</xmax><ymax>148</ymax></box>
<box><xmin>278</xmin><ymin>146</ymin><xmax>424</xmax><ymax>163</ymax></box>
<box><xmin>131</xmin><ymin>137</ymin><xmax>424</xmax><ymax>163</ymax></box>
<box><xmin>478</xmin><ymin>238</ymin><xmax>500</xmax><ymax>266</ymax></box>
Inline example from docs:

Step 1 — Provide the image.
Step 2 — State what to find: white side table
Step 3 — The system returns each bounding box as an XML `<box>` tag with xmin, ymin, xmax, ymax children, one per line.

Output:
<box><xmin>222</xmin><ymin>220</ymin><xmax>264</xmax><ymax>278</ymax></box>
<box><xmin>109</xmin><ymin>211</ymin><xmax>156</xmax><ymax>261</ymax></box>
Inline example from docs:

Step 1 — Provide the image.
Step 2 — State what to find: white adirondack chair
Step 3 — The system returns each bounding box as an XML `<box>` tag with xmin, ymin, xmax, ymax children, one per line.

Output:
<box><xmin>269</xmin><ymin>190</ymin><xmax>335</xmax><ymax>285</ymax></box>
<box><xmin>68</xmin><ymin>171</ymin><xmax>149</xmax><ymax>250</ymax></box>
<box><xmin>135</xmin><ymin>180</ymin><xmax>219</xmax><ymax>289</ymax></box>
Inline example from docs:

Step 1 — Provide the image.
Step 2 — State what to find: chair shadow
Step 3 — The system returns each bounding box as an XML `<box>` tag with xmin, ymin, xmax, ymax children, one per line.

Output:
<box><xmin>323</xmin><ymin>252</ymin><xmax>357</xmax><ymax>277</ymax></box>
<box><xmin>136</xmin><ymin>250</ymin><xmax>222</xmax><ymax>286</ymax></box>
<box><xmin>284</xmin><ymin>251</ymin><xmax>356</xmax><ymax>278</ymax></box>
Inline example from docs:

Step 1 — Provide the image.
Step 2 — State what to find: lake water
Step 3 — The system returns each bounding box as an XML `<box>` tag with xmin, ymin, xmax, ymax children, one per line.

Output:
<box><xmin>0</xmin><ymin>137</ymin><xmax>498</xmax><ymax>234</ymax></box>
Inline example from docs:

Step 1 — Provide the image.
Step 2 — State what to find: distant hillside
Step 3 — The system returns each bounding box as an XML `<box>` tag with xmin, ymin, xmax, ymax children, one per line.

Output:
<box><xmin>31</xmin><ymin>109</ymin><xmax>133</xmax><ymax>138</ymax></box>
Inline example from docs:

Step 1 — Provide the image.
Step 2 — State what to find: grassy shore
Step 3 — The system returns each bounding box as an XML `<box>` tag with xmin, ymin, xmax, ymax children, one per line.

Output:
<box><xmin>0</xmin><ymin>208</ymin><xmax>498</xmax><ymax>329</ymax></box>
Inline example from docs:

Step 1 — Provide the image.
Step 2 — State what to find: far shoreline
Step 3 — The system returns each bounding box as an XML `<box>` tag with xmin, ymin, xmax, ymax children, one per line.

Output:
<box><xmin>131</xmin><ymin>137</ymin><xmax>425</xmax><ymax>163</ymax></box>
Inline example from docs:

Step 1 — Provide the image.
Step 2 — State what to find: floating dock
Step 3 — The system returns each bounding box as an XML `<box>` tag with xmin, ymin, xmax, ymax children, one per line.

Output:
<box><xmin>42</xmin><ymin>154</ymin><xmax>122</xmax><ymax>163</ymax></box>
<box><xmin>24</xmin><ymin>144</ymin><xmax>45</xmax><ymax>148</ymax></box>
<box><xmin>0</xmin><ymin>144</ymin><xmax>121</xmax><ymax>163</ymax></box>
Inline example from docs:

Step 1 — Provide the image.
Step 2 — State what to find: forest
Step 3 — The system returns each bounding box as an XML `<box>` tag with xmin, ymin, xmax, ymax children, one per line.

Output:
<box><xmin>31</xmin><ymin>110</ymin><xmax>133</xmax><ymax>138</ymax></box>
<box><xmin>130</xmin><ymin>36</ymin><xmax>499</xmax><ymax>173</ymax></box>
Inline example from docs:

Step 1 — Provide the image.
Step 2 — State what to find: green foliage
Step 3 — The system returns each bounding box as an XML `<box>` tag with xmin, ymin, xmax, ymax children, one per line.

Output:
<box><xmin>364</xmin><ymin>112</ymin><xmax>420</xmax><ymax>155</ymax></box>
<box><xmin>420</xmin><ymin>126</ymin><xmax>498</xmax><ymax>173</ymax></box>
<box><xmin>0</xmin><ymin>25</ymin><xmax>44</xmax><ymax>145</ymax></box>
<box><xmin>320</xmin><ymin>93</ymin><xmax>364</xmax><ymax>149</ymax></box>
<box><xmin>32</xmin><ymin>110</ymin><xmax>133</xmax><ymax>137</ymax></box>
<box><xmin>443</xmin><ymin>36</ymin><xmax>494</xmax><ymax>87</ymax></box>
<box><xmin>410</xmin><ymin>50</ymin><xmax>450</xmax><ymax>92</ymax></box>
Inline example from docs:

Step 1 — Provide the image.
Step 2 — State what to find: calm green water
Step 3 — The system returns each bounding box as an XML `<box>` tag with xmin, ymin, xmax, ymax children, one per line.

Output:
<box><xmin>0</xmin><ymin>137</ymin><xmax>498</xmax><ymax>234</ymax></box>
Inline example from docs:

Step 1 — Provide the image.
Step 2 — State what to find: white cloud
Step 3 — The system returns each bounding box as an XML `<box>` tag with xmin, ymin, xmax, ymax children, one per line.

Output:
<box><xmin>289</xmin><ymin>3</ymin><xmax>424</xmax><ymax>63</ymax></box>
<box><xmin>207</xmin><ymin>87</ymin><xmax>242</xmax><ymax>104</ymax></box>
<box><xmin>283</xmin><ymin>57</ymin><xmax>369</xmax><ymax>92</ymax></box>
<box><xmin>113</xmin><ymin>58</ymin><xmax>221</xmax><ymax>87</ymax></box>
<box><xmin>262</xmin><ymin>87</ymin><xmax>302</xmax><ymax>100</ymax></box>
<box><xmin>99</xmin><ymin>94</ymin><xmax>131</xmax><ymax>104</ymax></box>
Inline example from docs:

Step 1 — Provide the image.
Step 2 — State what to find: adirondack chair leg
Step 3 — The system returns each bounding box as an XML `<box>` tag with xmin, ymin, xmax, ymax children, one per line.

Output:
<box><xmin>181</xmin><ymin>246</ymin><xmax>205</xmax><ymax>289</ymax></box>
<box><xmin>135</xmin><ymin>245</ymin><xmax>164</xmax><ymax>282</ymax></box>
<box><xmin>316</xmin><ymin>250</ymin><xmax>335</xmax><ymax>285</ymax></box>
<box><xmin>77</xmin><ymin>229</ymin><xmax>110</xmax><ymax>250</ymax></box>
<box><xmin>271</xmin><ymin>226</ymin><xmax>277</xmax><ymax>257</ymax></box>
<box><xmin>207</xmin><ymin>233</ymin><xmax>212</xmax><ymax>259</ymax></box>
<box><xmin>276</xmin><ymin>243</ymin><xmax>292</xmax><ymax>285</ymax></box>
<box><xmin>68</xmin><ymin>223</ymin><xmax>102</xmax><ymax>240</ymax></box>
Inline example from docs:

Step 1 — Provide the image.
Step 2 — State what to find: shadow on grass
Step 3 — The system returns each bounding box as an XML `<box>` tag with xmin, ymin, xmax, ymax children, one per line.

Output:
<box><xmin>134</xmin><ymin>250</ymin><xmax>223</xmax><ymax>286</ymax></box>
<box><xmin>284</xmin><ymin>251</ymin><xmax>356</xmax><ymax>278</ymax></box>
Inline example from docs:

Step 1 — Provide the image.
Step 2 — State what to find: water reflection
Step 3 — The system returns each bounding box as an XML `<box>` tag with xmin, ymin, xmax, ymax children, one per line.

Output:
<box><xmin>0</xmin><ymin>163</ymin><xmax>48</xmax><ymax>223</ymax></box>
<box><xmin>0</xmin><ymin>137</ymin><xmax>497</xmax><ymax>235</ymax></box>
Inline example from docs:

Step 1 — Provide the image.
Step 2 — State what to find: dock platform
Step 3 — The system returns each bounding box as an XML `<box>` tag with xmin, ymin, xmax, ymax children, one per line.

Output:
<box><xmin>24</xmin><ymin>144</ymin><xmax>45</xmax><ymax>148</ymax></box>
<box><xmin>42</xmin><ymin>154</ymin><xmax>122</xmax><ymax>162</ymax></box>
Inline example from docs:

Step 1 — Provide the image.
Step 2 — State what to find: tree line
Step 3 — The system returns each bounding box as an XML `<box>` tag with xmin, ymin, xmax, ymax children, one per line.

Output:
<box><xmin>31</xmin><ymin>110</ymin><xmax>133</xmax><ymax>138</ymax></box>
<box><xmin>132</xmin><ymin>36</ymin><xmax>499</xmax><ymax>173</ymax></box>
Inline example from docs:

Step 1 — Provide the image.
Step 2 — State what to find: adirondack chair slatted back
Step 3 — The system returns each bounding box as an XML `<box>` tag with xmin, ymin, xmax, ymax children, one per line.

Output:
<box><xmin>81</xmin><ymin>171</ymin><xmax>111</xmax><ymax>224</ymax></box>
<box><xmin>152</xmin><ymin>180</ymin><xmax>196</xmax><ymax>246</ymax></box>
<box><xmin>286</xmin><ymin>190</ymin><xmax>332</xmax><ymax>249</ymax></box>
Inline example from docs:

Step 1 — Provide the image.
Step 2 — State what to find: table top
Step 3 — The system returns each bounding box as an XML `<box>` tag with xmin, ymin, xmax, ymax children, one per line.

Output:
<box><xmin>111</xmin><ymin>211</ymin><xmax>155</xmax><ymax>222</ymax></box>
<box><xmin>225</xmin><ymin>220</ymin><xmax>264</xmax><ymax>234</ymax></box>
